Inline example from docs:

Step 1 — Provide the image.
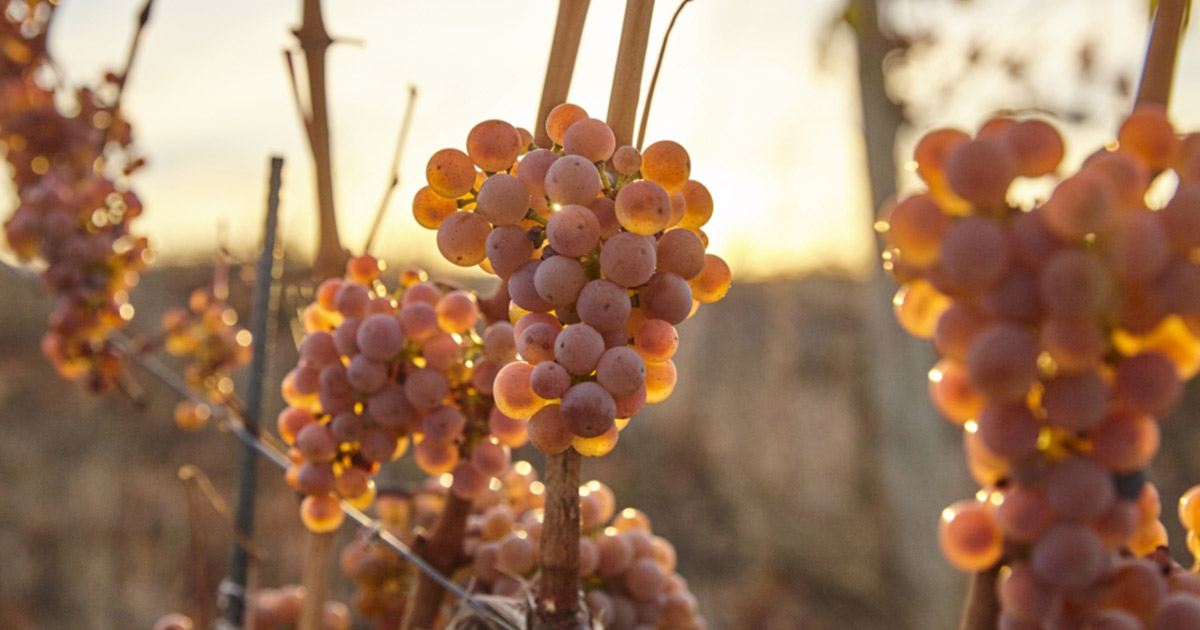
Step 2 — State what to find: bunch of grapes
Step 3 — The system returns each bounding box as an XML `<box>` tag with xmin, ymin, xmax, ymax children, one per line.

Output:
<box><xmin>246</xmin><ymin>585</ymin><xmax>351</xmax><ymax>630</ymax></box>
<box><xmin>414</xmin><ymin>103</ymin><xmax>731</xmax><ymax>458</ymax></box>
<box><xmin>883</xmin><ymin>105</ymin><xmax>1200</xmax><ymax>626</ymax></box>
<box><xmin>162</xmin><ymin>287</ymin><xmax>252</xmax><ymax>431</ymax></box>
<box><xmin>280</xmin><ymin>256</ymin><xmax>523</xmax><ymax>532</ymax></box>
<box><xmin>1</xmin><ymin>1</ymin><xmax>150</xmax><ymax>392</ymax></box>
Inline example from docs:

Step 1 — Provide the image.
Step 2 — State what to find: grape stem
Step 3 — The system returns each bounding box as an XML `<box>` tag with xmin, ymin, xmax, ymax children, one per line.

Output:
<box><xmin>99</xmin><ymin>0</ymin><xmax>155</xmax><ymax>155</ymax></box>
<box><xmin>636</xmin><ymin>0</ymin><xmax>693</xmax><ymax>151</ymax></box>
<box><xmin>533</xmin><ymin>448</ymin><xmax>587</xmax><ymax>630</ymax></box>
<box><xmin>534</xmin><ymin>0</ymin><xmax>592</xmax><ymax>148</ymax></box>
<box><xmin>957</xmin><ymin>565</ymin><xmax>999</xmax><ymax>630</ymax></box>
<box><xmin>362</xmin><ymin>84</ymin><xmax>419</xmax><ymax>256</ymax></box>
<box><xmin>298</xmin><ymin>531</ymin><xmax>335</xmax><ymax>630</ymax></box>
<box><xmin>400</xmin><ymin>492</ymin><xmax>475</xmax><ymax>630</ymax></box>
<box><xmin>1134</xmin><ymin>0</ymin><xmax>1189</xmax><ymax>109</ymax></box>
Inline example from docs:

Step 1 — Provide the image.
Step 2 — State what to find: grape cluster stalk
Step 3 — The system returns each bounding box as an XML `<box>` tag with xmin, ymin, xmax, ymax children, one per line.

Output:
<box><xmin>883</xmin><ymin>106</ymin><xmax>1200</xmax><ymax>627</ymax></box>
<box><xmin>1</xmin><ymin>1</ymin><xmax>150</xmax><ymax>392</ymax></box>
<box><xmin>415</xmin><ymin>103</ymin><xmax>730</xmax><ymax>459</ymax></box>
<box><xmin>340</xmin><ymin>462</ymin><xmax>708</xmax><ymax>630</ymax></box>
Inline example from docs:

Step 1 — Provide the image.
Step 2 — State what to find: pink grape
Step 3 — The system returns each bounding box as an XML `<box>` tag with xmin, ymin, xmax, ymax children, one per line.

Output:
<box><xmin>577</xmin><ymin>279</ymin><xmax>632</xmax><ymax>332</ymax></box>
<box><xmin>656</xmin><ymin>229</ymin><xmax>707</xmax><ymax>280</ymax></box>
<box><xmin>533</xmin><ymin>255</ymin><xmax>588</xmax><ymax>307</ymax></box>
<box><xmin>615</xmin><ymin>180</ymin><xmax>672</xmax><ymax>235</ymax></box>
<box><xmin>437</xmin><ymin>211</ymin><xmax>491</xmax><ymax>266</ymax></box>
<box><xmin>545</xmin><ymin>155</ymin><xmax>602</xmax><ymax>206</ymax></box>
<box><xmin>366</xmin><ymin>382</ymin><xmax>413</xmax><ymax>428</ymax></box>
<box><xmin>965</xmin><ymin>323</ymin><xmax>1039</xmax><ymax>402</ymax></box>
<box><xmin>398</xmin><ymin>302</ymin><xmax>439</xmax><ymax>342</ymax></box>
<box><xmin>601</xmin><ymin>232</ymin><xmax>657</xmax><ymax>288</ymax></box>
<box><xmin>476</xmin><ymin>173</ymin><xmax>530</xmax><ymax>226</ymax></box>
<box><xmin>518</xmin><ymin>322</ymin><xmax>561</xmax><ymax>364</ymax></box>
<box><xmin>485</xmin><ymin>223</ymin><xmax>536</xmax><ymax>276</ymax></box>
<box><xmin>554</xmin><ymin>323</ymin><xmax>606</xmax><ymax>375</ymax></box>
<box><xmin>356</xmin><ymin>313</ymin><xmax>404</xmax><ymax>361</ymax></box>
<box><xmin>528</xmin><ymin>404</ymin><xmax>573</xmax><ymax>454</ymax></box>
<box><xmin>638</xmin><ymin>272</ymin><xmax>693</xmax><ymax>325</ymax></box>
<box><xmin>546</xmin><ymin>204</ymin><xmax>601</xmax><ymax>257</ymax></box>
<box><xmin>404</xmin><ymin>367</ymin><xmax>448</xmax><ymax>410</ymax></box>
<box><xmin>563</xmin><ymin>118</ymin><xmax>616</xmax><ymax>163</ymax></box>
<box><xmin>1031</xmin><ymin>525</ymin><xmax>1105</xmax><ymax>591</ymax></box>
<box><xmin>530</xmin><ymin>360</ymin><xmax>571</xmax><ymax>399</ymax></box>
<box><xmin>516</xmin><ymin>149</ymin><xmax>559</xmax><ymax>198</ymax></box>
<box><xmin>1044</xmin><ymin>456</ymin><xmax>1115</xmax><ymax>521</ymax></box>
<box><xmin>508</xmin><ymin>260</ymin><xmax>554</xmax><ymax>313</ymax></box>
<box><xmin>596</xmin><ymin>347</ymin><xmax>647</xmax><ymax>397</ymax></box>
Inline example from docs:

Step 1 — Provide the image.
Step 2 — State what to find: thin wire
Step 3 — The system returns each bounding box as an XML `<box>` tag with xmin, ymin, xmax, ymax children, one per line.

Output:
<box><xmin>0</xmin><ymin>258</ymin><xmax>518</xmax><ymax>630</ymax></box>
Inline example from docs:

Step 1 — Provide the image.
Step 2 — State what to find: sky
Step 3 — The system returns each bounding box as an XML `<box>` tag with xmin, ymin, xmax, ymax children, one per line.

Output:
<box><xmin>18</xmin><ymin>0</ymin><xmax>1190</xmax><ymax>280</ymax></box>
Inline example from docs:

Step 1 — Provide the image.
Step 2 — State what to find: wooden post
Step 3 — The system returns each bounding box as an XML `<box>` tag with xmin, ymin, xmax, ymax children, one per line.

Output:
<box><xmin>606</xmin><ymin>0</ymin><xmax>655</xmax><ymax>147</ymax></box>
<box><xmin>533</xmin><ymin>0</ymin><xmax>591</xmax><ymax>148</ymax></box>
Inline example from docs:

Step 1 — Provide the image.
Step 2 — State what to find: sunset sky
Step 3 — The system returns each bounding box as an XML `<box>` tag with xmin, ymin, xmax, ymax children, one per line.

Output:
<box><xmin>24</xmin><ymin>0</ymin><xmax>1192</xmax><ymax>280</ymax></box>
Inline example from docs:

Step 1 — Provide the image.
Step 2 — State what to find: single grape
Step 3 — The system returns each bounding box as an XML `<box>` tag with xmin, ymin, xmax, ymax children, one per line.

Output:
<box><xmin>612</xmin><ymin>145</ymin><xmax>642</xmax><ymax>175</ymax></box>
<box><xmin>426</xmin><ymin>148</ymin><xmax>476</xmax><ymax>198</ymax></box>
<box><xmin>545</xmin><ymin>103</ymin><xmax>589</xmax><ymax>146</ymax></box>
<box><xmin>546</xmin><ymin>204</ymin><xmax>601</xmax><ymax>257</ymax></box>
<box><xmin>615</xmin><ymin>180</ymin><xmax>672</xmax><ymax>235</ymax></box>
<box><xmin>477</xmin><ymin>173</ymin><xmax>530</xmax><ymax>226</ymax></box>
<box><xmin>467</xmin><ymin>119</ymin><xmax>522</xmax><ymax>172</ymax></box>
<box><xmin>412</xmin><ymin>185</ymin><xmax>459</xmax><ymax>229</ymax></box>
<box><xmin>640</xmin><ymin>141</ymin><xmax>690</xmax><ymax>192</ymax></box>
<box><xmin>577</xmin><ymin>279</ymin><xmax>632</xmax><ymax>332</ymax></box>
<box><xmin>545</xmin><ymin>155</ymin><xmax>602</xmax><ymax>206</ymax></box>
<box><xmin>563</xmin><ymin>118</ymin><xmax>616</xmax><ymax>162</ymax></box>
<box><xmin>601</xmin><ymin>232</ymin><xmax>657</xmax><ymax>288</ymax></box>
<box><xmin>436</xmin><ymin>211</ymin><xmax>491</xmax><ymax>266</ymax></box>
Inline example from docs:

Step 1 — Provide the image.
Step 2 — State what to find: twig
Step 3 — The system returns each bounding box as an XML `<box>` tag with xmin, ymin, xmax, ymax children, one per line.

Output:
<box><xmin>635</xmin><ymin>0</ymin><xmax>692</xmax><ymax>150</ymax></box>
<box><xmin>1135</xmin><ymin>0</ymin><xmax>1189</xmax><ymax>108</ymax></box>
<box><xmin>363</xmin><ymin>84</ymin><xmax>419</xmax><ymax>255</ymax></box>
<box><xmin>179</xmin><ymin>465</ymin><xmax>266</xmax><ymax>560</ymax></box>
<box><xmin>291</xmin><ymin>0</ymin><xmax>345</xmax><ymax>280</ymax></box>
<box><xmin>533</xmin><ymin>0</ymin><xmax>592</xmax><ymax>148</ymax></box>
<box><xmin>533</xmin><ymin>449</ymin><xmax>584</xmax><ymax>630</ymax></box>
<box><xmin>221</xmin><ymin>156</ymin><xmax>285</xmax><ymax>628</ymax></box>
<box><xmin>606</xmin><ymin>0</ymin><xmax>655</xmax><ymax>148</ymax></box>
<box><xmin>99</xmin><ymin>0</ymin><xmax>155</xmax><ymax>153</ymax></box>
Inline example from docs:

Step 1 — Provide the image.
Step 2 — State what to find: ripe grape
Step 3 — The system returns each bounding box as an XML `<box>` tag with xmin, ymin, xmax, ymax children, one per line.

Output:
<box><xmin>530</xmin><ymin>360</ymin><xmax>571</xmax><ymax>399</ymax></box>
<box><xmin>563</xmin><ymin>118</ymin><xmax>616</xmax><ymax>162</ymax></box>
<box><xmin>634</xmin><ymin>319</ymin><xmax>678</xmax><ymax>362</ymax></box>
<box><xmin>516</xmin><ymin>149</ymin><xmax>559</xmax><ymax>198</ymax></box>
<box><xmin>545</xmin><ymin>103</ymin><xmax>589</xmax><ymax>146</ymax></box>
<box><xmin>426</xmin><ymin>148</ymin><xmax>476</xmax><ymax>198</ymax></box>
<box><xmin>613</xmin><ymin>145</ymin><xmax>642</xmax><ymax>175</ymax></box>
<box><xmin>688</xmin><ymin>253</ymin><xmax>731</xmax><ymax>303</ymax></box>
<box><xmin>466</xmin><ymin>119</ymin><xmax>522</xmax><ymax>172</ymax></box>
<box><xmin>412</xmin><ymin>186</ymin><xmax>459</xmax><ymax>229</ymax></box>
<box><xmin>945</xmin><ymin>137</ymin><xmax>1017</xmax><ymax>206</ymax></box>
<box><xmin>1005</xmin><ymin>118</ymin><xmax>1065</xmax><ymax>177</ymax></box>
<box><xmin>477</xmin><ymin>173</ymin><xmax>530</xmax><ymax>225</ymax></box>
<box><xmin>601</xmin><ymin>232</ymin><xmax>657</xmax><ymax>288</ymax></box>
<box><xmin>1030</xmin><ymin>524</ymin><xmax>1104</xmax><ymax>591</ymax></box>
<box><xmin>639</xmin><ymin>272</ymin><xmax>693</xmax><ymax>325</ymax></box>
<box><xmin>554</xmin><ymin>323</ymin><xmax>606</xmax><ymax>375</ymax></box>
<box><xmin>545</xmin><ymin>155</ymin><xmax>602</xmax><ymax>205</ymax></box>
<box><xmin>615</xmin><ymin>180</ymin><xmax>672</xmax><ymax>235</ymax></box>
<box><xmin>436</xmin><ymin>211</ymin><xmax>491</xmax><ymax>266</ymax></box>
<box><xmin>546</xmin><ymin>203</ymin><xmax>601</xmax><ymax>257</ymax></box>
<box><xmin>528</xmin><ymin>404</ymin><xmax>573</xmax><ymax>454</ymax></box>
<box><xmin>965</xmin><ymin>323</ymin><xmax>1038</xmax><ymax>403</ymax></box>
<box><xmin>938</xmin><ymin>499</ymin><xmax>1003</xmax><ymax>571</ymax></box>
<box><xmin>1118</xmin><ymin>104</ymin><xmax>1179</xmax><ymax>170</ymax></box>
<box><xmin>640</xmin><ymin>140</ymin><xmax>690</xmax><ymax>192</ymax></box>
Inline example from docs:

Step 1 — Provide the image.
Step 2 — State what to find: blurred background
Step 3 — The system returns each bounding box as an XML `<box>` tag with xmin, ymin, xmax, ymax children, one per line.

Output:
<box><xmin>6</xmin><ymin>0</ymin><xmax>1200</xmax><ymax>628</ymax></box>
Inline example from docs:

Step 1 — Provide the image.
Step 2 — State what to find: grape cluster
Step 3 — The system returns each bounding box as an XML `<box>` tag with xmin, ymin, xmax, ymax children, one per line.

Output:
<box><xmin>280</xmin><ymin>256</ymin><xmax>522</xmax><ymax>532</ymax></box>
<box><xmin>2</xmin><ymin>1</ymin><xmax>150</xmax><ymax>392</ymax></box>
<box><xmin>884</xmin><ymin>106</ymin><xmax>1200</xmax><ymax>626</ymax></box>
<box><xmin>340</xmin><ymin>462</ymin><xmax>706</xmax><ymax>630</ymax></box>
<box><xmin>162</xmin><ymin>287</ymin><xmax>252</xmax><ymax>431</ymax></box>
<box><xmin>247</xmin><ymin>585</ymin><xmax>351</xmax><ymax>630</ymax></box>
<box><xmin>414</xmin><ymin>103</ymin><xmax>730</xmax><ymax>458</ymax></box>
